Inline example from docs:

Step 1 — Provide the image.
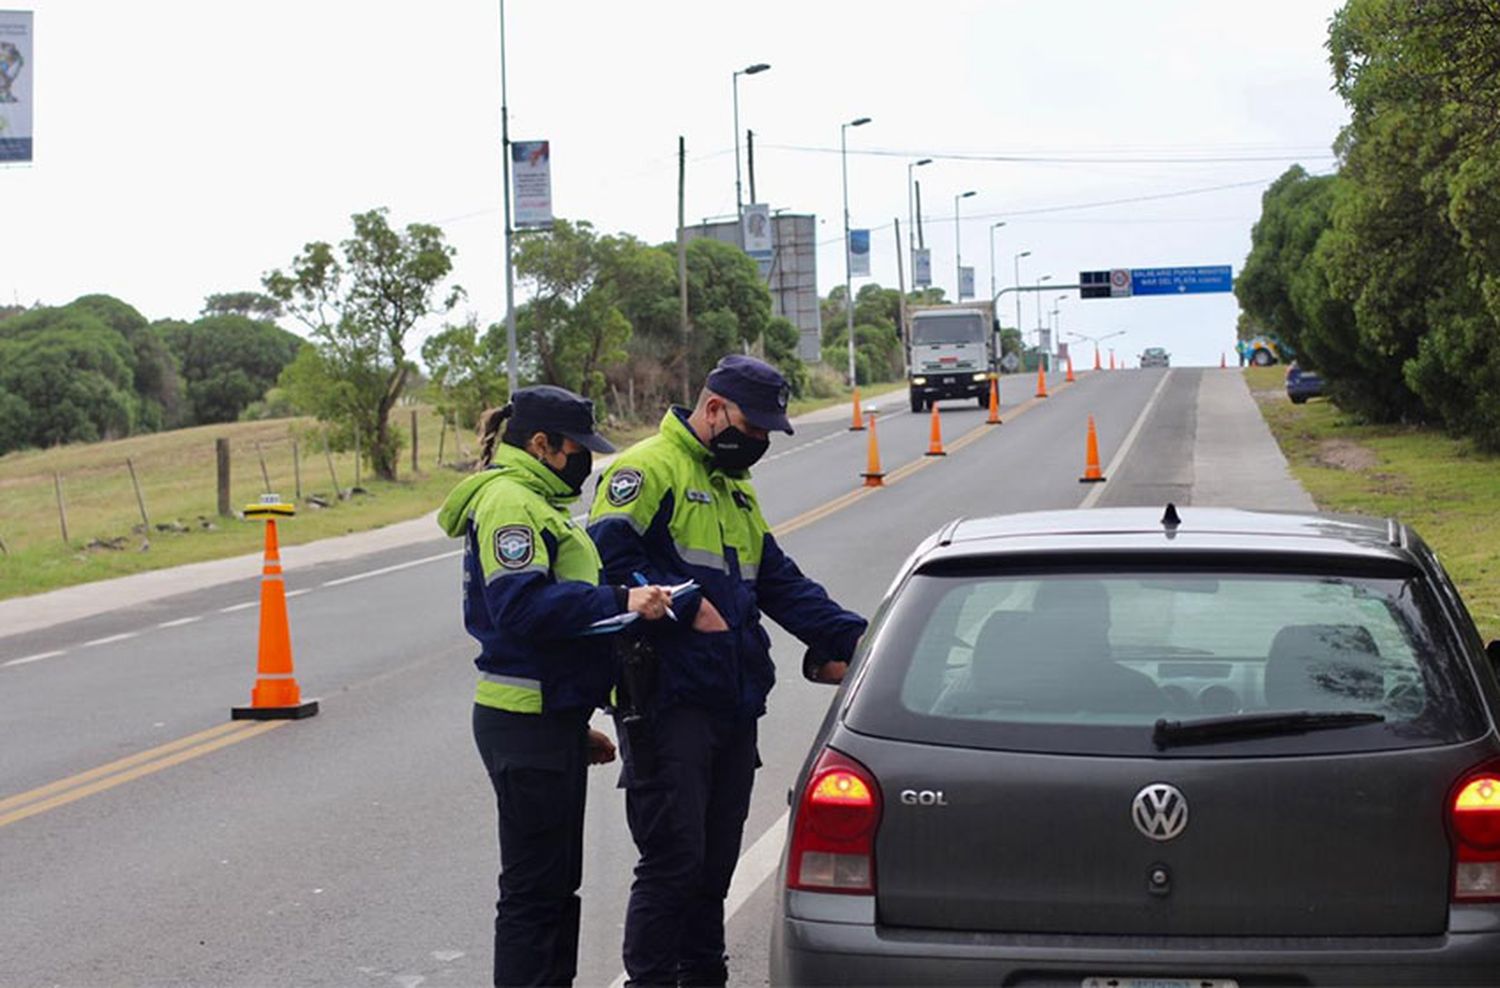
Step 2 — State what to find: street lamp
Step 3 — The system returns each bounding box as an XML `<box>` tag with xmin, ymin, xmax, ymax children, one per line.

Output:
<box><xmin>1012</xmin><ymin>250</ymin><xmax>1031</xmax><ymax>340</ymax></box>
<box><xmin>954</xmin><ymin>190</ymin><xmax>976</xmax><ymax>300</ymax></box>
<box><xmin>733</xmin><ymin>63</ymin><xmax>771</xmax><ymax>233</ymax></box>
<box><xmin>842</xmin><ymin>115</ymin><xmax>872</xmax><ymax>388</ymax></box>
<box><xmin>988</xmin><ymin>221</ymin><xmax>1006</xmax><ymax>302</ymax></box>
<box><xmin>1034</xmin><ymin>273</ymin><xmax>1052</xmax><ymax>335</ymax></box>
<box><xmin>907</xmin><ymin>158</ymin><xmax>932</xmax><ymax>274</ymax></box>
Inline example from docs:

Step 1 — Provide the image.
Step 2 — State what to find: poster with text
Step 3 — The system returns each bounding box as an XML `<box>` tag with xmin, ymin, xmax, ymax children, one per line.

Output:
<box><xmin>0</xmin><ymin>10</ymin><xmax>33</xmax><ymax>162</ymax></box>
<box><xmin>742</xmin><ymin>203</ymin><xmax>773</xmax><ymax>261</ymax></box>
<box><xmin>959</xmin><ymin>265</ymin><xmax>975</xmax><ymax>300</ymax></box>
<box><xmin>848</xmin><ymin>228</ymin><xmax>870</xmax><ymax>277</ymax></box>
<box><xmin>512</xmin><ymin>140</ymin><xmax>553</xmax><ymax>229</ymax></box>
<box><xmin>913</xmin><ymin>248</ymin><xmax>931</xmax><ymax>288</ymax></box>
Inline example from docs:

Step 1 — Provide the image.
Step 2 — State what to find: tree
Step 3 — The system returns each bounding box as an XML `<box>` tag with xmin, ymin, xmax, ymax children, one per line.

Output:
<box><xmin>0</xmin><ymin>313</ymin><xmax>139</xmax><ymax>452</ymax></box>
<box><xmin>202</xmin><ymin>291</ymin><xmax>284</xmax><ymax>321</ymax></box>
<box><xmin>159</xmin><ymin>314</ymin><xmax>304</xmax><ymax>424</ymax></box>
<box><xmin>423</xmin><ymin>318</ymin><xmax>509</xmax><ymax>429</ymax></box>
<box><xmin>264</xmin><ymin>208</ymin><xmax>462</xmax><ymax>479</ymax></box>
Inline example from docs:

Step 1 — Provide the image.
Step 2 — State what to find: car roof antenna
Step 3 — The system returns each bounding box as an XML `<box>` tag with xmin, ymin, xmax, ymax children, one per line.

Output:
<box><xmin>1161</xmin><ymin>502</ymin><xmax>1182</xmax><ymax>529</ymax></box>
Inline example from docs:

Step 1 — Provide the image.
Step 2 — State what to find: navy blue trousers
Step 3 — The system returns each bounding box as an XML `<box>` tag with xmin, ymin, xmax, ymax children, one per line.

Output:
<box><xmin>473</xmin><ymin>704</ymin><xmax>590</xmax><ymax>987</ymax></box>
<box><xmin>617</xmin><ymin>704</ymin><xmax>759</xmax><ymax>988</ymax></box>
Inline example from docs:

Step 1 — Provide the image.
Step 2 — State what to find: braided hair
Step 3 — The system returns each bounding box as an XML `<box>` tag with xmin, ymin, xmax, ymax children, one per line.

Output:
<box><xmin>476</xmin><ymin>403</ymin><xmax>564</xmax><ymax>468</ymax></box>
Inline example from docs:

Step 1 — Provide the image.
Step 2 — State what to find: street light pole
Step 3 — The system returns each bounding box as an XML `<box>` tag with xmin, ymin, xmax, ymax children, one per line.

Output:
<box><xmin>954</xmin><ymin>190</ymin><xmax>976</xmax><ymax>300</ymax></box>
<box><xmin>907</xmin><ymin>158</ymin><xmax>932</xmax><ymax>279</ymax></box>
<box><xmin>1012</xmin><ymin>250</ymin><xmax>1030</xmax><ymax>341</ymax></box>
<box><xmin>732</xmin><ymin>63</ymin><xmax>770</xmax><ymax>240</ymax></box>
<box><xmin>499</xmin><ymin>0</ymin><xmax>518</xmax><ymax>396</ymax></box>
<box><xmin>988</xmin><ymin>221</ymin><xmax>1006</xmax><ymax>304</ymax></box>
<box><xmin>842</xmin><ymin>116</ymin><xmax>871</xmax><ymax>388</ymax></box>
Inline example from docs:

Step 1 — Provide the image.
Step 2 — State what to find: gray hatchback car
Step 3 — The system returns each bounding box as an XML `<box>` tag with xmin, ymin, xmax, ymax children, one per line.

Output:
<box><xmin>771</xmin><ymin>507</ymin><xmax>1500</xmax><ymax>986</ymax></box>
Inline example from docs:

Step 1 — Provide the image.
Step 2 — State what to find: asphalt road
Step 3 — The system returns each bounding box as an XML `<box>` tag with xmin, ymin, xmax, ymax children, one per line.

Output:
<box><xmin>0</xmin><ymin>368</ymin><xmax>1306</xmax><ymax>987</ymax></box>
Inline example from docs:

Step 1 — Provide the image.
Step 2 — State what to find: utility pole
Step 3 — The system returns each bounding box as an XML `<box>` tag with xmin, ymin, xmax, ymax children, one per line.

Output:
<box><xmin>678</xmin><ymin>136</ymin><xmax>690</xmax><ymax>406</ymax></box>
<box><xmin>499</xmin><ymin>0</ymin><xmax>519</xmax><ymax>397</ymax></box>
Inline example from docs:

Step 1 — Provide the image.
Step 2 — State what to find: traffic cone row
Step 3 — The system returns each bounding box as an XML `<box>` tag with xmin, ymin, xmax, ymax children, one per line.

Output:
<box><xmin>233</xmin><ymin>499</ymin><xmax>318</xmax><ymax>720</ymax></box>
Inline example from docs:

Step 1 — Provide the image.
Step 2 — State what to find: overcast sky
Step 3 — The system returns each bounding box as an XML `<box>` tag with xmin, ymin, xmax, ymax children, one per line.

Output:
<box><xmin>3</xmin><ymin>0</ymin><xmax>1348</xmax><ymax>368</ymax></box>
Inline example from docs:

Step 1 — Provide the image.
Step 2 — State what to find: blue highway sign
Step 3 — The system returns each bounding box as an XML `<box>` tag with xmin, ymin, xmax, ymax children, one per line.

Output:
<box><xmin>1129</xmin><ymin>265</ymin><xmax>1232</xmax><ymax>296</ymax></box>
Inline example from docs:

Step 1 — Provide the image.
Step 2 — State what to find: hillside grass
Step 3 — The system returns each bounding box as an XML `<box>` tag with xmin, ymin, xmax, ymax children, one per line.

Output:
<box><xmin>0</xmin><ymin>380</ymin><xmax>905</xmax><ymax>602</ymax></box>
<box><xmin>1245</xmin><ymin>366</ymin><xmax>1500</xmax><ymax>640</ymax></box>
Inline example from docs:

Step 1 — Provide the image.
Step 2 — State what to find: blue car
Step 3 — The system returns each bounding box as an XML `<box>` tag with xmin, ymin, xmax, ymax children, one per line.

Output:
<box><xmin>1285</xmin><ymin>361</ymin><xmax>1324</xmax><ymax>404</ymax></box>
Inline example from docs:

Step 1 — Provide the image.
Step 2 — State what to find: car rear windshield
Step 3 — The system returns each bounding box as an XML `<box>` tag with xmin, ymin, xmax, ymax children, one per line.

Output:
<box><xmin>846</xmin><ymin>563</ymin><xmax>1486</xmax><ymax>757</ymax></box>
<box><xmin>912</xmin><ymin>313</ymin><xmax>986</xmax><ymax>346</ymax></box>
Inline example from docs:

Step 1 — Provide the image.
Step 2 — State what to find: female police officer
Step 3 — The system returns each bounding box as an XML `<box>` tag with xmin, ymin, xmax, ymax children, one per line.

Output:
<box><xmin>438</xmin><ymin>384</ymin><xmax>672</xmax><ymax>987</ymax></box>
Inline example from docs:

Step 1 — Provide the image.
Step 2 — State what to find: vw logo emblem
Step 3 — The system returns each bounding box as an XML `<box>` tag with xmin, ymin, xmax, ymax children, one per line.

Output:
<box><xmin>1132</xmin><ymin>783</ymin><xmax>1188</xmax><ymax>841</ymax></box>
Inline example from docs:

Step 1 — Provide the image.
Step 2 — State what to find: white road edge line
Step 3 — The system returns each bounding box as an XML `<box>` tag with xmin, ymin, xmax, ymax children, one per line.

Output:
<box><xmin>284</xmin><ymin>588</ymin><xmax>311</xmax><ymax>598</ymax></box>
<box><xmin>1079</xmin><ymin>369</ymin><xmax>1175</xmax><ymax>511</ymax></box>
<box><xmin>320</xmin><ymin>549</ymin><xmax>461</xmax><ymax>588</ymax></box>
<box><xmin>218</xmin><ymin>601</ymin><xmax>257</xmax><ymax>614</ymax></box>
<box><xmin>80</xmin><ymin>632</ymin><xmax>138</xmax><ymax>648</ymax></box>
<box><xmin>606</xmin><ymin>811</ymin><xmax>789</xmax><ymax>988</ymax></box>
<box><xmin>3</xmin><ymin>650</ymin><xmax>65</xmax><ymax>668</ymax></box>
<box><xmin>156</xmin><ymin>616</ymin><xmax>202</xmax><ymax>629</ymax></box>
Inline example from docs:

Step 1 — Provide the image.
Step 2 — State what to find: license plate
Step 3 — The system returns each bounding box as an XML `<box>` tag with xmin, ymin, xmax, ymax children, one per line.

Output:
<box><xmin>1082</xmin><ymin>979</ymin><xmax>1237</xmax><ymax>988</ymax></box>
<box><xmin>942</xmin><ymin>375</ymin><xmax>956</xmax><ymax>384</ymax></box>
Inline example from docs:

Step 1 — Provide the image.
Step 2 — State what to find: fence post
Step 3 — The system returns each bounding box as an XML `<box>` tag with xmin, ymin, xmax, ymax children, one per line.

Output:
<box><xmin>411</xmin><ymin>410</ymin><xmax>419</xmax><ymax>475</ymax></box>
<box><xmin>436</xmin><ymin>416</ymin><xmax>447</xmax><ymax>466</ymax></box>
<box><xmin>54</xmin><ymin>472</ymin><xmax>71</xmax><ymax>544</ymax></box>
<box><xmin>126</xmin><ymin>458</ymin><xmax>151</xmax><ymax>544</ymax></box>
<box><xmin>216</xmin><ymin>438</ymin><xmax>232</xmax><ymax>517</ymax></box>
<box><xmin>254</xmin><ymin>441</ymin><xmax>272</xmax><ymax>493</ymax></box>
<box><xmin>292</xmin><ymin>438</ymin><xmax>302</xmax><ymax>502</ymax></box>
<box><xmin>323</xmin><ymin>436</ymin><xmax>342</xmax><ymax>500</ymax></box>
<box><xmin>353</xmin><ymin>425</ymin><xmax>362</xmax><ymax>489</ymax></box>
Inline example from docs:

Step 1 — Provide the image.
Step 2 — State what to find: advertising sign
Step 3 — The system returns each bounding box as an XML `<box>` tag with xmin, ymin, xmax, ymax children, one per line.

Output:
<box><xmin>742</xmin><ymin>203</ymin><xmax>773</xmax><ymax>262</ymax></box>
<box><xmin>0</xmin><ymin>10</ymin><xmax>33</xmax><ymax>162</ymax></box>
<box><xmin>849</xmin><ymin>228</ymin><xmax>870</xmax><ymax>277</ymax></box>
<box><xmin>511</xmin><ymin>140</ymin><xmax>553</xmax><ymax>229</ymax></box>
<box><xmin>958</xmin><ymin>265</ymin><xmax>975</xmax><ymax>301</ymax></box>
<box><xmin>912</xmin><ymin>247</ymin><xmax>931</xmax><ymax>288</ymax></box>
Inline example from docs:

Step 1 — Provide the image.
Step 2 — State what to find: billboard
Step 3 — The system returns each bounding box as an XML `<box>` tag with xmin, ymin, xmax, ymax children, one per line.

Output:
<box><xmin>511</xmin><ymin>139</ymin><xmax>552</xmax><ymax>229</ymax></box>
<box><xmin>958</xmin><ymin>265</ymin><xmax>975</xmax><ymax>301</ymax></box>
<box><xmin>912</xmin><ymin>248</ymin><xmax>931</xmax><ymax>288</ymax></box>
<box><xmin>686</xmin><ymin>213</ymin><xmax>822</xmax><ymax>362</ymax></box>
<box><xmin>0</xmin><ymin>10</ymin><xmax>33</xmax><ymax>162</ymax></box>
<box><xmin>848</xmin><ymin>229</ymin><xmax>870</xmax><ymax>277</ymax></box>
<box><xmin>742</xmin><ymin>203</ymin><xmax>772</xmax><ymax>262</ymax></box>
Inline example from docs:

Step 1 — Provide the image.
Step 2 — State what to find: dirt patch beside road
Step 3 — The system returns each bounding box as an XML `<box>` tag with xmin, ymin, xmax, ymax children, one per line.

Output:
<box><xmin>1313</xmin><ymin>439</ymin><xmax>1378</xmax><ymax>472</ymax></box>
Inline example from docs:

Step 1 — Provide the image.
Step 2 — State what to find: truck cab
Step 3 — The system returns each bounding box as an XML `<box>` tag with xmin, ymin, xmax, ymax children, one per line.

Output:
<box><xmin>907</xmin><ymin>306</ymin><xmax>995</xmax><ymax>413</ymax></box>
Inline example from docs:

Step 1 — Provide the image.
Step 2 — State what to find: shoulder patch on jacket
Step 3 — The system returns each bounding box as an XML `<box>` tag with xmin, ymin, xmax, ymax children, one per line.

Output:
<box><xmin>607</xmin><ymin>468</ymin><xmax>644</xmax><ymax>506</ymax></box>
<box><xmin>494</xmin><ymin>525</ymin><xmax>535</xmax><ymax>569</ymax></box>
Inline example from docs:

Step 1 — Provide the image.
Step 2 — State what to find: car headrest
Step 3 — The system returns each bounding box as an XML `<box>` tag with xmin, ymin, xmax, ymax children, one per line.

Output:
<box><xmin>1264</xmin><ymin>623</ymin><xmax>1383</xmax><ymax>710</ymax></box>
<box><xmin>1031</xmin><ymin>579</ymin><xmax>1110</xmax><ymax>618</ymax></box>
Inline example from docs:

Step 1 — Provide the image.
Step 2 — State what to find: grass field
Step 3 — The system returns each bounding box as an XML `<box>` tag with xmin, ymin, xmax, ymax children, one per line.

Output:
<box><xmin>1245</xmin><ymin>366</ymin><xmax>1500</xmax><ymax>640</ymax></box>
<box><xmin>0</xmin><ymin>381</ymin><xmax>905</xmax><ymax>602</ymax></box>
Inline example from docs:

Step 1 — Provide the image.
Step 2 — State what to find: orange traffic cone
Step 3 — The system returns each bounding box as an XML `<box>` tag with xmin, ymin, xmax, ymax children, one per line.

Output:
<box><xmin>1093</xmin><ymin>347</ymin><xmax>1101</xmax><ymax>371</ymax></box>
<box><xmin>233</xmin><ymin>497</ymin><xmax>318</xmax><ymax>720</ymax></box>
<box><xmin>861</xmin><ymin>411</ymin><xmax>885</xmax><ymax>487</ymax></box>
<box><xmin>986</xmin><ymin>377</ymin><xmax>1002</xmax><ymax>425</ymax></box>
<box><xmin>1065</xmin><ymin>354</ymin><xmax>1076</xmax><ymax>383</ymax></box>
<box><xmin>849</xmin><ymin>386</ymin><xmax>865</xmax><ymax>431</ymax></box>
<box><xmin>1079</xmin><ymin>415</ymin><xmax>1106</xmax><ymax>484</ymax></box>
<box><xmin>1109</xmin><ymin>351</ymin><xmax>1117</xmax><ymax>371</ymax></box>
<box><xmin>1035</xmin><ymin>361</ymin><xmax>1049</xmax><ymax>398</ymax></box>
<box><xmin>925</xmin><ymin>402</ymin><xmax>946</xmax><ymax>456</ymax></box>
<box><xmin>1220</xmin><ymin>352</ymin><xmax>1227</xmax><ymax>369</ymax></box>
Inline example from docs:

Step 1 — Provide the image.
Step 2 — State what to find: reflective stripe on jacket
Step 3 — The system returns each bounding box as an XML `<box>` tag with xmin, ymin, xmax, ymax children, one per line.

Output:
<box><xmin>587</xmin><ymin>408</ymin><xmax>866</xmax><ymax>719</ymax></box>
<box><xmin>437</xmin><ymin>444</ymin><xmax>622</xmax><ymax>713</ymax></box>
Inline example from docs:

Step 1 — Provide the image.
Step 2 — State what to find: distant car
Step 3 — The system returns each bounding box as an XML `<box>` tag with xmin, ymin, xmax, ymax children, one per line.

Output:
<box><xmin>1286</xmin><ymin>361</ymin><xmax>1325</xmax><ymax>404</ymax></box>
<box><xmin>771</xmin><ymin>506</ymin><xmax>1500</xmax><ymax>986</ymax></box>
<box><xmin>1139</xmin><ymin>346</ymin><xmax>1170</xmax><ymax>368</ymax></box>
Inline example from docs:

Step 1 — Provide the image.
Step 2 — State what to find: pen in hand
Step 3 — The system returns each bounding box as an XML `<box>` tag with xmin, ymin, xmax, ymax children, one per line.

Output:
<box><xmin>633</xmin><ymin>572</ymin><xmax>677</xmax><ymax>621</ymax></box>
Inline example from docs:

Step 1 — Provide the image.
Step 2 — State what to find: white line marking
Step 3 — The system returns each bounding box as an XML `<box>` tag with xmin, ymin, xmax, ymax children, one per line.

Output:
<box><xmin>156</xmin><ymin>616</ymin><xmax>202</xmax><ymax>629</ymax></box>
<box><xmin>320</xmin><ymin>550</ymin><xmax>461</xmax><ymax>588</ymax></box>
<box><xmin>1079</xmin><ymin>369</ymin><xmax>1175</xmax><ymax>510</ymax></box>
<box><xmin>219</xmin><ymin>601</ymin><xmax>257</xmax><ymax>613</ymax></box>
<box><xmin>3</xmin><ymin>650</ymin><xmax>65</xmax><ymax>668</ymax></box>
<box><xmin>606</xmin><ymin>811</ymin><xmax>790</xmax><ymax>988</ymax></box>
<box><xmin>81</xmin><ymin>632</ymin><xmax>137</xmax><ymax>648</ymax></box>
<box><xmin>284</xmin><ymin>588</ymin><xmax>311</xmax><ymax>598</ymax></box>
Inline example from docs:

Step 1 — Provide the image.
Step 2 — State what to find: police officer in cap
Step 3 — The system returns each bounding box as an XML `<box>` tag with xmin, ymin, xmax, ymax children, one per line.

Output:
<box><xmin>588</xmin><ymin>355</ymin><xmax>868</xmax><ymax>987</ymax></box>
<box><xmin>439</xmin><ymin>384</ymin><xmax>673</xmax><ymax>987</ymax></box>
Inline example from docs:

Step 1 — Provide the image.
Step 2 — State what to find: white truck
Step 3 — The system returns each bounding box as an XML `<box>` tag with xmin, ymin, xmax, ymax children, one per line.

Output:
<box><xmin>905</xmin><ymin>302</ymin><xmax>997</xmax><ymax>413</ymax></box>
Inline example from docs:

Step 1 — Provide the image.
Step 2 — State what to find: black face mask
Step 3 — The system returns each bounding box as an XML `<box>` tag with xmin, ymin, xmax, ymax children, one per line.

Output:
<box><xmin>709</xmin><ymin>410</ymin><xmax>770</xmax><ymax>472</ymax></box>
<box><xmin>546</xmin><ymin>449</ymin><xmax>593</xmax><ymax>494</ymax></box>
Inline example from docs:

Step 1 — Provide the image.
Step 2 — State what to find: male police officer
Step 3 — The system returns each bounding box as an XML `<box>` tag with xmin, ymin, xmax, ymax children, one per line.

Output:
<box><xmin>588</xmin><ymin>355</ymin><xmax>867</xmax><ymax>987</ymax></box>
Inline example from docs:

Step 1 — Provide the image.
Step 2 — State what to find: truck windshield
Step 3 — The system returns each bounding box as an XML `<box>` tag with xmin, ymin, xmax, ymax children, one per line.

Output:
<box><xmin>913</xmin><ymin>314</ymin><xmax>985</xmax><ymax>346</ymax></box>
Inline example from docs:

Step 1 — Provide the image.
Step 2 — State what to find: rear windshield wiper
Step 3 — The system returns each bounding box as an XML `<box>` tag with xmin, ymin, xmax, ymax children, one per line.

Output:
<box><xmin>1152</xmin><ymin>710</ymin><xmax>1386</xmax><ymax>749</ymax></box>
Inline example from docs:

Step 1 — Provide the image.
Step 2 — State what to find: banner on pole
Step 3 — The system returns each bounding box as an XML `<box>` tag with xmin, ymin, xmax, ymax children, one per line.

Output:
<box><xmin>912</xmin><ymin>248</ymin><xmax>931</xmax><ymax>288</ymax></box>
<box><xmin>849</xmin><ymin>229</ymin><xmax>870</xmax><ymax>277</ymax></box>
<box><xmin>0</xmin><ymin>10</ymin><xmax>33</xmax><ymax>163</ymax></box>
<box><xmin>511</xmin><ymin>140</ymin><xmax>553</xmax><ymax>229</ymax></box>
<box><xmin>743</xmin><ymin>203</ymin><xmax>773</xmax><ymax>261</ymax></box>
<box><xmin>958</xmin><ymin>265</ymin><xmax>975</xmax><ymax>300</ymax></box>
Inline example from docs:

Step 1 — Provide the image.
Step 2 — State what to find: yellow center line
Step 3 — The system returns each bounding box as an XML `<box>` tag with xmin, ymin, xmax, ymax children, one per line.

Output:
<box><xmin>0</xmin><ymin>720</ymin><xmax>286</xmax><ymax>830</ymax></box>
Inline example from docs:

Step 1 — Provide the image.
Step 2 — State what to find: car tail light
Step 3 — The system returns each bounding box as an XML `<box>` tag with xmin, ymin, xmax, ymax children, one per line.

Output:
<box><xmin>787</xmin><ymin>747</ymin><xmax>882</xmax><ymax>894</ymax></box>
<box><xmin>1450</xmin><ymin>761</ymin><xmax>1500</xmax><ymax>902</ymax></box>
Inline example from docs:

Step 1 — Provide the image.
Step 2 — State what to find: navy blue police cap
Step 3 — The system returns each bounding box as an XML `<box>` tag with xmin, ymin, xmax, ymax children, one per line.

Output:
<box><xmin>510</xmin><ymin>385</ymin><xmax>615</xmax><ymax>454</ymax></box>
<box><xmin>706</xmin><ymin>354</ymin><xmax>794</xmax><ymax>435</ymax></box>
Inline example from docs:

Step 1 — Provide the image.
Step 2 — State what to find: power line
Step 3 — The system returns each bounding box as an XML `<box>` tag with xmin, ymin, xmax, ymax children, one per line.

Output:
<box><xmin>764</xmin><ymin>142</ymin><xmax>1336</xmax><ymax>165</ymax></box>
